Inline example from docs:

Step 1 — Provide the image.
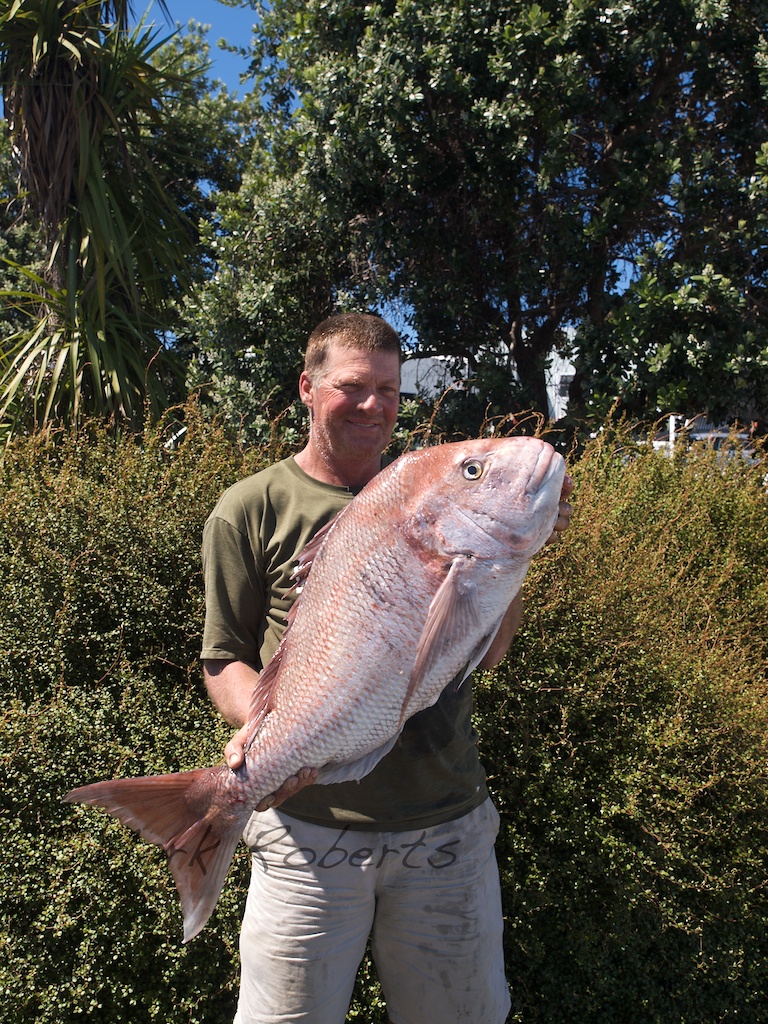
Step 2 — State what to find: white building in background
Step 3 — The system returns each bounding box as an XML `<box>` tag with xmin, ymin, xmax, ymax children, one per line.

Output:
<box><xmin>400</xmin><ymin>355</ymin><xmax>469</xmax><ymax>400</ymax></box>
<box><xmin>546</xmin><ymin>351</ymin><xmax>575</xmax><ymax>422</ymax></box>
<box><xmin>400</xmin><ymin>352</ymin><xmax>575</xmax><ymax>422</ymax></box>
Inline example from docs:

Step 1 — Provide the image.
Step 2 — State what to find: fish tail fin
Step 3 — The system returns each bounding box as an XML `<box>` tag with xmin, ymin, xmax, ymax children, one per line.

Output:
<box><xmin>64</xmin><ymin>766</ymin><xmax>248</xmax><ymax>942</ymax></box>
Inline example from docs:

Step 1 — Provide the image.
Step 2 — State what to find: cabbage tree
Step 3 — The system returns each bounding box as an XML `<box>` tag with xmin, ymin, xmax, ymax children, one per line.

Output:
<box><xmin>0</xmin><ymin>0</ymin><xmax>196</xmax><ymax>434</ymax></box>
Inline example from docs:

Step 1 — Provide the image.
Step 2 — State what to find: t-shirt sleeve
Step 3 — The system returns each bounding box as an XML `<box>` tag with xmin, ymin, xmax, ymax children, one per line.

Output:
<box><xmin>200</xmin><ymin>511</ymin><xmax>266</xmax><ymax>664</ymax></box>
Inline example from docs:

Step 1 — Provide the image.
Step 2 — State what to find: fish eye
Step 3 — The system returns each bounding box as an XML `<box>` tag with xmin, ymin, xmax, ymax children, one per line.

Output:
<box><xmin>462</xmin><ymin>458</ymin><xmax>484</xmax><ymax>480</ymax></box>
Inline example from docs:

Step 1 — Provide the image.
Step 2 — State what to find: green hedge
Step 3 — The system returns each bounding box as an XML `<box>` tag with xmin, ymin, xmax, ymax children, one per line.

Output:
<box><xmin>478</xmin><ymin>430</ymin><xmax>768</xmax><ymax>1022</ymax></box>
<box><xmin>0</xmin><ymin>412</ymin><xmax>263</xmax><ymax>1023</ymax></box>
<box><xmin>1</xmin><ymin>414</ymin><xmax>767</xmax><ymax>1022</ymax></box>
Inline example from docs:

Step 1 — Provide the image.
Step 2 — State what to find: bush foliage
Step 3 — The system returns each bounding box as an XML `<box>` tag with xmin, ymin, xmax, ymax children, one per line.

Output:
<box><xmin>1</xmin><ymin>413</ymin><xmax>767</xmax><ymax>1022</ymax></box>
<box><xmin>478</xmin><ymin>429</ymin><xmax>768</xmax><ymax>1022</ymax></box>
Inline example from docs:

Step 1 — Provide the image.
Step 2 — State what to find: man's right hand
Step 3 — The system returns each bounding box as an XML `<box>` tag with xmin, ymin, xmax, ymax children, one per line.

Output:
<box><xmin>225</xmin><ymin>723</ymin><xmax>318</xmax><ymax>811</ymax></box>
<box><xmin>224</xmin><ymin>720</ymin><xmax>251</xmax><ymax>770</ymax></box>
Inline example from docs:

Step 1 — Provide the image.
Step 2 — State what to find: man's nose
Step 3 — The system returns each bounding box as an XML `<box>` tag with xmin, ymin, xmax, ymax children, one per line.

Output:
<box><xmin>358</xmin><ymin>390</ymin><xmax>381</xmax><ymax>411</ymax></box>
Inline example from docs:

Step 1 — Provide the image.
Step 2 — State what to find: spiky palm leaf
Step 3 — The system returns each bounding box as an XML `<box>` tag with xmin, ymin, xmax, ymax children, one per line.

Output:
<box><xmin>1</xmin><ymin>257</ymin><xmax>179</xmax><ymax>427</ymax></box>
<box><xmin>0</xmin><ymin>0</ymin><xmax>188</xmax><ymax>434</ymax></box>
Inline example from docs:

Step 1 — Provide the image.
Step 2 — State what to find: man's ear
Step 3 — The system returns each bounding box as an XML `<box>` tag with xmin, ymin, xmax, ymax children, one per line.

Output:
<box><xmin>298</xmin><ymin>371</ymin><xmax>314</xmax><ymax>409</ymax></box>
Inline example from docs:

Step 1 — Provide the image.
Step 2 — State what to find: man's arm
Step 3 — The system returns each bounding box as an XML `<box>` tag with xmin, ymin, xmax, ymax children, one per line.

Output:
<box><xmin>204</xmin><ymin>658</ymin><xmax>257</xmax><ymax>731</ymax></box>
<box><xmin>204</xmin><ymin>659</ymin><xmax>318</xmax><ymax>808</ymax></box>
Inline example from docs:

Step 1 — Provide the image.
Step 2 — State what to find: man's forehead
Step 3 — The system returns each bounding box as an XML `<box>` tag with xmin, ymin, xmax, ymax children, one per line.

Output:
<box><xmin>322</xmin><ymin>344</ymin><xmax>400</xmax><ymax>380</ymax></box>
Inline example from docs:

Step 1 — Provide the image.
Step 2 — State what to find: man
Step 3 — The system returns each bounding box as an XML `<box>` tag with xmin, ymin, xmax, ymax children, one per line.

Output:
<box><xmin>201</xmin><ymin>312</ymin><xmax>572</xmax><ymax>1024</ymax></box>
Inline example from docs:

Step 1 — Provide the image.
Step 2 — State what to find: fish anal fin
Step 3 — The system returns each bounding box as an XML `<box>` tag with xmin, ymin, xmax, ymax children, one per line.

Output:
<box><xmin>64</xmin><ymin>767</ymin><xmax>248</xmax><ymax>942</ymax></box>
<box><xmin>316</xmin><ymin>733</ymin><xmax>401</xmax><ymax>786</ymax></box>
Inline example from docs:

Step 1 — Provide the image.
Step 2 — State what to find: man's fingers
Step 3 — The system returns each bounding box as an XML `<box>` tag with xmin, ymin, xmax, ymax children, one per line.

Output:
<box><xmin>253</xmin><ymin>767</ymin><xmax>319</xmax><ymax>812</ymax></box>
<box><xmin>226</xmin><ymin>747</ymin><xmax>243</xmax><ymax>769</ymax></box>
<box><xmin>225</xmin><ymin>722</ymin><xmax>250</xmax><ymax>769</ymax></box>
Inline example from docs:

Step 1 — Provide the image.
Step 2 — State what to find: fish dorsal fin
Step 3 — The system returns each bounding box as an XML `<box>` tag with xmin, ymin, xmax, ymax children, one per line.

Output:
<box><xmin>243</xmin><ymin>651</ymin><xmax>283</xmax><ymax>750</ymax></box>
<box><xmin>401</xmin><ymin>557</ymin><xmax>484</xmax><ymax>723</ymax></box>
<box><xmin>291</xmin><ymin>514</ymin><xmax>340</xmax><ymax>588</ymax></box>
<box><xmin>244</xmin><ymin>513</ymin><xmax>343</xmax><ymax>751</ymax></box>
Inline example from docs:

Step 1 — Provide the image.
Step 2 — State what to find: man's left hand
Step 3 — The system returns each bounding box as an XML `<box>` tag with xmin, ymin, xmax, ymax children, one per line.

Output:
<box><xmin>546</xmin><ymin>473</ymin><xmax>574</xmax><ymax>544</ymax></box>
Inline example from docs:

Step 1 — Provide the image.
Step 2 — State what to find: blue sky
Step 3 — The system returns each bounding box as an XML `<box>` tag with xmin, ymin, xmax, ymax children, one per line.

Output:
<box><xmin>147</xmin><ymin>0</ymin><xmax>257</xmax><ymax>94</ymax></box>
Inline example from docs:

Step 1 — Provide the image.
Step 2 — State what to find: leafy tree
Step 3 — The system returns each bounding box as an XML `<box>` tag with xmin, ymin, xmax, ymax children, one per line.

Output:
<box><xmin>176</xmin><ymin>123</ymin><xmax>357</xmax><ymax>445</ymax></box>
<box><xmin>579</xmin><ymin>138</ymin><xmax>768</xmax><ymax>424</ymax></box>
<box><xmin>0</xmin><ymin>1</ymin><xmax>212</xmax><ymax>434</ymax></box>
<box><xmin>220</xmin><ymin>0</ymin><xmax>768</xmax><ymax>432</ymax></box>
<box><xmin>152</xmin><ymin>19</ymin><xmax>258</xmax><ymax>277</ymax></box>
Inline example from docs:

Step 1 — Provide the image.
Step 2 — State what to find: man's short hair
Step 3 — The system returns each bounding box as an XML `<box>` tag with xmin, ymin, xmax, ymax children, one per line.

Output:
<box><xmin>304</xmin><ymin>313</ymin><xmax>402</xmax><ymax>382</ymax></box>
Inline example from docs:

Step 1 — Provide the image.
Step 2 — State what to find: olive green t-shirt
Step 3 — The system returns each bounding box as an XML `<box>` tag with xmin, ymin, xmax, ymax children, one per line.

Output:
<box><xmin>201</xmin><ymin>456</ymin><xmax>488</xmax><ymax>830</ymax></box>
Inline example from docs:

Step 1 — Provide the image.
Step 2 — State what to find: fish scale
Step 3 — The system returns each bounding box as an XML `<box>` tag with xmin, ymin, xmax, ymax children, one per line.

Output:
<box><xmin>64</xmin><ymin>435</ymin><xmax>566</xmax><ymax>942</ymax></box>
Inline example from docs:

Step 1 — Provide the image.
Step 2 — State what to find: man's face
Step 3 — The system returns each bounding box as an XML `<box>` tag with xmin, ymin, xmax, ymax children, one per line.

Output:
<box><xmin>300</xmin><ymin>342</ymin><xmax>400</xmax><ymax>466</ymax></box>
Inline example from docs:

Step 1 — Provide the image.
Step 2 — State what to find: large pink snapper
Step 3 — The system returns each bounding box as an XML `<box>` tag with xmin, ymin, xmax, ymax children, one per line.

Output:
<box><xmin>65</xmin><ymin>436</ymin><xmax>566</xmax><ymax>941</ymax></box>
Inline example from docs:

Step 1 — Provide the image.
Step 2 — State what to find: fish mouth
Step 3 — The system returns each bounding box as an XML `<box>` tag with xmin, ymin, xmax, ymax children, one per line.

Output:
<box><xmin>525</xmin><ymin>441</ymin><xmax>565</xmax><ymax>495</ymax></box>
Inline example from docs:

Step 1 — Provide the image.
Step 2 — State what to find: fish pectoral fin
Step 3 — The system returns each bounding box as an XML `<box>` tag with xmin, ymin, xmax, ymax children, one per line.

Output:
<box><xmin>63</xmin><ymin>767</ymin><xmax>247</xmax><ymax>943</ymax></box>
<box><xmin>404</xmin><ymin>557</ymin><xmax>483</xmax><ymax>720</ymax></box>
<box><xmin>315</xmin><ymin>734</ymin><xmax>401</xmax><ymax>786</ymax></box>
